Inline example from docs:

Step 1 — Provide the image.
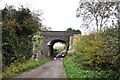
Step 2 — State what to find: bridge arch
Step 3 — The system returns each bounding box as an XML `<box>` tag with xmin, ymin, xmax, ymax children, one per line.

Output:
<box><xmin>39</xmin><ymin>31</ymin><xmax>81</xmax><ymax>58</ymax></box>
<box><xmin>47</xmin><ymin>38</ymin><xmax>69</xmax><ymax>57</ymax></box>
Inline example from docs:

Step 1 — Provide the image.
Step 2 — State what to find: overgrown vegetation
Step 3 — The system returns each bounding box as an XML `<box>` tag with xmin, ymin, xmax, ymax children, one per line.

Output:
<box><xmin>73</xmin><ymin>28</ymin><xmax>119</xmax><ymax>69</ymax></box>
<box><xmin>64</xmin><ymin>1</ymin><xmax>119</xmax><ymax>79</ymax></box>
<box><xmin>2</xmin><ymin>5</ymin><xmax>43</xmax><ymax>69</ymax></box>
<box><xmin>1</xmin><ymin>5</ymin><xmax>52</xmax><ymax>79</ymax></box>
<box><xmin>64</xmin><ymin>56</ymin><xmax>119</xmax><ymax>79</ymax></box>
<box><xmin>32</xmin><ymin>34</ymin><xmax>44</xmax><ymax>59</ymax></box>
<box><xmin>2</xmin><ymin>57</ymin><xmax>50</xmax><ymax>79</ymax></box>
<box><xmin>64</xmin><ymin>27</ymin><xmax>119</xmax><ymax>79</ymax></box>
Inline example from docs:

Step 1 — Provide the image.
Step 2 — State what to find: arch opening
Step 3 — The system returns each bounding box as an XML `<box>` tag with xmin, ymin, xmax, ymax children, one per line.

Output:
<box><xmin>47</xmin><ymin>39</ymin><xmax>69</xmax><ymax>58</ymax></box>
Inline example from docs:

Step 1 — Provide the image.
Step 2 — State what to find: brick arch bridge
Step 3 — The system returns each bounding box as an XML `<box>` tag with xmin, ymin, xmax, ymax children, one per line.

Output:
<box><xmin>40</xmin><ymin>31</ymin><xmax>80</xmax><ymax>57</ymax></box>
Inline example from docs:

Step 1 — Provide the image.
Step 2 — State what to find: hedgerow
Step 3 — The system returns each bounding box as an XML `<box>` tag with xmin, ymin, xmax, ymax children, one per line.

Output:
<box><xmin>70</xmin><ymin>26</ymin><xmax>120</xmax><ymax>78</ymax></box>
<box><xmin>73</xmin><ymin>28</ymin><xmax>120</xmax><ymax>70</ymax></box>
<box><xmin>2</xmin><ymin>6</ymin><xmax>42</xmax><ymax>69</ymax></box>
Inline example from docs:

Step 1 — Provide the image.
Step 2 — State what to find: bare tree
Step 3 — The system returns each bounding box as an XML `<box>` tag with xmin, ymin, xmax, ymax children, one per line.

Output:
<box><xmin>76</xmin><ymin>0</ymin><xmax>117</xmax><ymax>32</ymax></box>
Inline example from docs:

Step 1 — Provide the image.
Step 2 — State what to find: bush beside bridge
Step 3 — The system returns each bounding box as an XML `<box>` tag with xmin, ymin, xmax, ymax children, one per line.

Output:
<box><xmin>64</xmin><ymin>27</ymin><xmax>120</xmax><ymax>79</ymax></box>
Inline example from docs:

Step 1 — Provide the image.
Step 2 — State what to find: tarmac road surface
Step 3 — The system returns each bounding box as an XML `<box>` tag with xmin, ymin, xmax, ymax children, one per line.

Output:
<box><xmin>15</xmin><ymin>58</ymin><xmax>67</xmax><ymax>78</ymax></box>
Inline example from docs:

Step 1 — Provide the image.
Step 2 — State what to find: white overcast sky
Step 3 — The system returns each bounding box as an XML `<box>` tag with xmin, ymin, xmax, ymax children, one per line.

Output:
<box><xmin>0</xmin><ymin>0</ymin><xmax>84</xmax><ymax>32</ymax></box>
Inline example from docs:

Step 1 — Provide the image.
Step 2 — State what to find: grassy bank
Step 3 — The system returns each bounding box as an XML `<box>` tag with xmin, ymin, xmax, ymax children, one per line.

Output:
<box><xmin>64</xmin><ymin>56</ymin><xmax>119</xmax><ymax>79</ymax></box>
<box><xmin>2</xmin><ymin>57</ymin><xmax>50</xmax><ymax>79</ymax></box>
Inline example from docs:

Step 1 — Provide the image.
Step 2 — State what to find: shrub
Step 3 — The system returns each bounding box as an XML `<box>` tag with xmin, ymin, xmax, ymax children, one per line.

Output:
<box><xmin>2</xmin><ymin>6</ymin><xmax>42</xmax><ymax>69</ymax></box>
<box><xmin>101</xmin><ymin>27</ymin><xmax>119</xmax><ymax>70</ymax></box>
<box><xmin>72</xmin><ymin>27</ymin><xmax>119</xmax><ymax>71</ymax></box>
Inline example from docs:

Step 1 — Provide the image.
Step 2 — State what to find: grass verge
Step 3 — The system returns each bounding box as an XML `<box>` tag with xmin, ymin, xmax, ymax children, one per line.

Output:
<box><xmin>64</xmin><ymin>56</ymin><xmax>119</xmax><ymax>79</ymax></box>
<box><xmin>2</xmin><ymin>57</ymin><xmax>50</xmax><ymax>79</ymax></box>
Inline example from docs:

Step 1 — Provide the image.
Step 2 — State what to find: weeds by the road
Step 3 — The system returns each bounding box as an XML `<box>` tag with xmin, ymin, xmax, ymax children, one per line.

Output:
<box><xmin>2</xmin><ymin>57</ymin><xmax>50</xmax><ymax>79</ymax></box>
<box><xmin>64</xmin><ymin>56</ymin><xmax>119</xmax><ymax>79</ymax></box>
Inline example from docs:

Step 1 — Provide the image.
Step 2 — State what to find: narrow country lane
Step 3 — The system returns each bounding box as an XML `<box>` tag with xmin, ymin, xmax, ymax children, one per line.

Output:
<box><xmin>15</xmin><ymin>59</ymin><xmax>67</xmax><ymax>78</ymax></box>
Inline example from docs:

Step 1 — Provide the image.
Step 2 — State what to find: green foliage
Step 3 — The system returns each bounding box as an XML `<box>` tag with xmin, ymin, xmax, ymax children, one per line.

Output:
<box><xmin>66</xmin><ymin>27</ymin><xmax>81</xmax><ymax>34</ymax></box>
<box><xmin>2</xmin><ymin>57</ymin><xmax>49</xmax><ymax>79</ymax></box>
<box><xmin>32</xmin><ymin>34</ymin><xmax>44</xmax><ymax>48</ymax></box>
<box><xmin>72</xmin><ymin>27</ymin><xmax>119</xmax><ymax>71</ymax></box>
<box><xmin>65</xmin><ymin>26</ymin><xmax>119</xmax><ymax>78</ymax></box>
<box><xmin>73</xmin><ymin>33</ymin><xmax>104</xmax><ymax>68</ymax></box>
<box><xmin>2</xmin><ymin>5</ymin><xmax>43</xmax><ymax>68</ymax></box>
<box><xmin>64</xmin><ymin>56</ymin><xmax>120</xmax><ymax>79</ymax></box>
<box><xmin>71</xmin><ymin>1</ymin><xmax>119</xmax><ymax>78</ymax></box>
<box><xmin>101</xmin><ymin>27</ymin><xmax>119</xmax><ymax>70</ymax></box>
<box><xmin>32</xmin><ymin>34</ymin><xmax>44</xmax><ymax>59</ymax></box>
